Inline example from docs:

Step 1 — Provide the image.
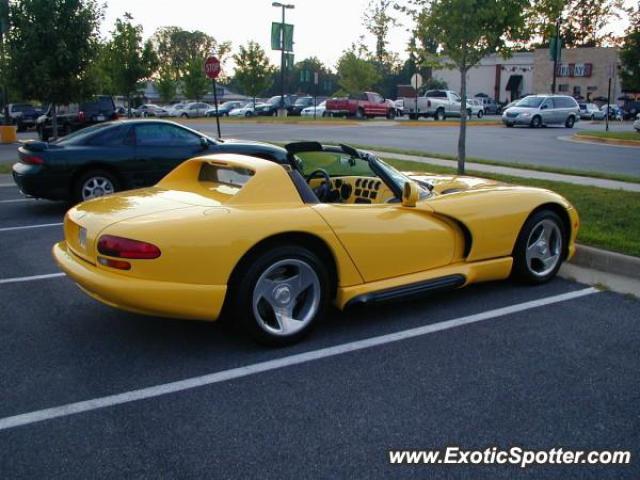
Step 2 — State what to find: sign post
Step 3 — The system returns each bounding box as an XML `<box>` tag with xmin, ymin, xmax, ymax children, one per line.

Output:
<box><xmin>411</xmin><ymin>73</ymin><xmax>423</xmax><ymax>119</ymax></box>
<box><xmin>204</xmin><ymin>55</ymin><xmax>222</xmax><ymax>139</ymax></box>
<box><xmin>314</xmin><ymin>71</ymin><xmax>319</xmax><ymax>120</ymax></box>
<box><xmin>606</xmin><ymin>64</ymin><xmax>614</xmax><ymax>132</ymax></box>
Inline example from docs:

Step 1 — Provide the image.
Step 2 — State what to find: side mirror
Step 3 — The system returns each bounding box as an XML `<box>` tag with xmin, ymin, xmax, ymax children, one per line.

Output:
<box><xmin>402</xmin><ymin>181</ymin><xmax>419</xmax><ymax>207</ymax></box>
<box><xmin>200</xmin><ymin>137</ymin><xmax>209</xmax><ymax>150</ymax></box>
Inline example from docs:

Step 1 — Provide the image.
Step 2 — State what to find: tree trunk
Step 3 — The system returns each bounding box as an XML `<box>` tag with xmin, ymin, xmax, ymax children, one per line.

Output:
<box><xmin>127</xmin><ymin>94</ymin><xmax>132</xmax><ymax>118</ymax></box>
<box><xmin>457</xmin><ymin>67</ymin><xmax>467</xmax><ymax>175</ymax></box>
<box><xmin>51</xmin><ymin>103</ymin><xmax>58</xmax><ymax>142</ymax></box>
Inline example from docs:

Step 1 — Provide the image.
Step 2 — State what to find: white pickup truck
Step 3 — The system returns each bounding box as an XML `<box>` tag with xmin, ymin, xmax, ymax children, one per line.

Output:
<box><xmin>403</xmin><ymin>90</ymin><xmax>463</xmax><ymax>120</ymax></box>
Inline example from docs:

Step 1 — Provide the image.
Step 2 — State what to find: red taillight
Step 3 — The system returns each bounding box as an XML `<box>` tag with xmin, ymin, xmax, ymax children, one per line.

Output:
<box><xmin>97</xmin><ymin>257</ymin><xmax>131</xmax><ymax>270</ymax></box>
<box><xmin>78</xmin><ymin>111</ymin><xmax>86</xmax><ymax>122</ymax></box>
<box><xmin>97</xmin><ymin>235</ymin><xmax>161</xmax><ymax>259</ymax></box>
<box><xmin>22</xmin><ymin>155</ymin><xmax>44</xmax><ymax>165</ymax></box>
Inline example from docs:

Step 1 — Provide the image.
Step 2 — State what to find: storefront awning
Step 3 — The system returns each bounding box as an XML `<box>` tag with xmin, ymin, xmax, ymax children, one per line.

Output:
<box><xmin>505</xmin><ymin>75</ymin><xmax>523</xmax><ymax>91</ymax></box>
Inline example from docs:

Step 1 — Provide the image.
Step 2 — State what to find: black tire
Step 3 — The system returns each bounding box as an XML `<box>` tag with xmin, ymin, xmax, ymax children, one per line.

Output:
<box><xmin>386</xmin><ymin>109</ymin><xmax>396</xmax><ymax>120</ymax></box>
<box><xmin>530</xmin><ymin>115</ymin><xmax>542</xmax><ymax>128</ymax></box>
<box><xmin>435</xmin><ymin>108</ymin><xmax>445</xmax><ymax>121</ymax></box>
<box><xmin>591</xmin><ymin>114</ymin><xmax>595</xmax><ymax>121</ymax></box>
<box><xmin>477</xmin><ymin>110</ymin><xmax>484</xmax><ymax>119</ymax></box>
<box><xmin>512</xmin><ymin>210</ymin><xmax>566</xmax><ymax>284</ymax></box>
<box><xmin>245</xmin><ymin>112</ymin><xmax>251</xmax><ymax>117</ymax></box>
<box><xmin>505</xmin><ymin>123</ymin><xmax>514</xmax><ymax>128</ymax></box>
<box><xmin>229</xmin><ymin>244</ymin><xmax>330</xmax><ymax>346</ymax></box>
<box><xmin>565</xmin><ymin>115</ymin><xmax>575</xmax><ymax>128</ymax></box>
<box><xmin>355</xmin><ymin>108</ymin><xmax>365</xmax><ymax>120</ymax></box>
<box><xmin>72</xmin><ymin>169</ymin><xmax>120</xmax><ymax>203</ymax></box>
<box><xmin>180</xmin><ymin>113</ymin><xmax>188</xmax><ymax>118</ymax></box>
<box><xmin>38</xmin><ymin>126</ymin><xmax>49</xmax><ymax>142</ymax></box>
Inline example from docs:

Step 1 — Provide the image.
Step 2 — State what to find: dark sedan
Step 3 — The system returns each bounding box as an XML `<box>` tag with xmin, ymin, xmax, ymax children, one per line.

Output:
<box><xmin>12</xmin><ymin>120</ymin><xmax>289</xmax><ymax>203</ymax></box>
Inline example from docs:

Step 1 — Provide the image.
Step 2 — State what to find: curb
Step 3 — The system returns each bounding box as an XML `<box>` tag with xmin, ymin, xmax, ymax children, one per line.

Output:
<box><xmin>570</xmin><ymin>244</ymin><xmax>640</xmax><ymax>280</ymax></box>
<box><xmin>572</xmin><ymin>134</ymin><xmax>640</xmax><ymax>148</ymax></box>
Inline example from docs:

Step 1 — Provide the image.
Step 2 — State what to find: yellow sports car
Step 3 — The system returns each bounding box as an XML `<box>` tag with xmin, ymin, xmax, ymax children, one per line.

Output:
<box><xmin>53</xmin><ymin>142</ymin><xmax>579</xmax><ymax>345</ymax></box>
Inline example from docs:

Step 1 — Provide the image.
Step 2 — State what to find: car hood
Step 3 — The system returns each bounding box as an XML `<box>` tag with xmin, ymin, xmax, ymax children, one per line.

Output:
<box><xmin>406</xmin><ymin>173</ymin><xmax>501</xmax><ymax>194</ymax></box>
<box><xmin>504</xmin><ymin>106</ymin><xmax>537</xmax><ymax>114</ymax></box>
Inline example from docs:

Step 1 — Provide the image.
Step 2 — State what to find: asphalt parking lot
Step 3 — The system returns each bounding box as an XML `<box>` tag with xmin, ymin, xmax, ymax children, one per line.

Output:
<box><xmin>1</xmin><ymin>176</ymin><xmax>639</xmax><ymax>479</ymax></box>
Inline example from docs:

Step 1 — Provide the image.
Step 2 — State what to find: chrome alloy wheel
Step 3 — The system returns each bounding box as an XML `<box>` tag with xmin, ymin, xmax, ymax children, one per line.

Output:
<box><xmin>525</xmin><ymin>219</ymin><xmax>562</xmax><ymax>277</ymax></box>
<box><xmin>81</xmin><ymin>176</ymin><xmax>115</xmax><ymax>200</ymax></box>
<box><xmin>252</xmin><ymin>258</ymin><xmax>321</xmax><ymax>336</ymax></box>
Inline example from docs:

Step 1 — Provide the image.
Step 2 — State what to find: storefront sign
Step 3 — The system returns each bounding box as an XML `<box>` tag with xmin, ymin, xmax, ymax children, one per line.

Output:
<box><xmin>556</xmin><ymin>63</ymin><xmax>593</xmax><ymax>78</ymax></box>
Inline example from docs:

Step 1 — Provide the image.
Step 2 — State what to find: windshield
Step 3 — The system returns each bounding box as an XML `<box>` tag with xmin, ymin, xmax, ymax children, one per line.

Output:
<box><xmin>516</xmin><ymin>96</ymin><xmax>545</xmax><ymax>108</ymax></box>
<box><xmin>295</xmin><ymin>98</ymin><xmax>312</xmax><ymax>106</ymax></box>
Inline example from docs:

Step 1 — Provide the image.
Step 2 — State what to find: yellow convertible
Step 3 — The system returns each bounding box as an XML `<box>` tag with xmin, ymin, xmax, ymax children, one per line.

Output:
<box><xmin>53</xmin><ymin>143</ymin><xmax>579</xmax><ymax>345</ymax></box>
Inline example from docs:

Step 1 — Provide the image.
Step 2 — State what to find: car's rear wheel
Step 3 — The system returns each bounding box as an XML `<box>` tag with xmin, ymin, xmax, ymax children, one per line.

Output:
<box><xmin>386</xmin><ymin>109</ymin><xmax>396</xmax><ymax>120</ymax></box>
<box><xmin>435</xmin><ymin>108</ymin><xmax>445</xmax><ymax>121</ymax></box>
<box><xmin>565</xmin><ymin>115</ymin><xmax>575</xmax><ymax>128</ymax></box>
<box><xmin>355</xmin><ymin>108</ymin><xmax>365</xmax><ymax>120</ymax></box>
<box><xmin>512</xmin><ymin>210</ymin><xmax>565</xmax><ymax>284</ymax></box>
<box><xmin>477</xmin><ymin>110</ymin><xmax>484</xmax><ymax>118</ymax></box>
<box><xmin>530</xmin><ymin>115</ymin><xmax>542</xmax><ymax>128</ymax></box>
<box><xmin>74</xmin><ymin>170</ymin><xmax>119</xmax><ymax>203</ymax></box>
<box><xmin>231</xmin><ymin>245</ymin><xmax>330</xmax><ymax>346</ymax></box>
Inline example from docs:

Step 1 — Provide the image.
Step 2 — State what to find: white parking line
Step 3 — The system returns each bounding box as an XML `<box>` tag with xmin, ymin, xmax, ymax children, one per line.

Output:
<box><xmin>0</xmin><ymin>273</ymin><xmax>66</xmax><ymax>284</ymax></box>
<box><xmin>0</xmin><ymin>287</ymin><xmax>598</xmax><ymax>431</ymax></box>
<box><xmin>0</xmin><ymin>222</ymin><xmax>63</xmax><ymax>233</ymax></box>
<box><xmin>0</xmin><ymin>198</ymin><xmax>33</xmax><ymax>204</ymax></box>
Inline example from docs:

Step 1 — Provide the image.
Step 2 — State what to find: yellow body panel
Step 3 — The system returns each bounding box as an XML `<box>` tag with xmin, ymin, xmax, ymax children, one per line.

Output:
<box><xmin>53</xmin><ymin>154</ymin><xmax>579</xmax><ymax>322</ymax></box>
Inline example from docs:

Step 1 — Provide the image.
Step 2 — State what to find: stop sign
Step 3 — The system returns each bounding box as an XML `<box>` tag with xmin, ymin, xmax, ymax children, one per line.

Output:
<box><xmin>204</xmin><ymin>56</ymin><xmax>221</xmax><ymax>79</ymax></box>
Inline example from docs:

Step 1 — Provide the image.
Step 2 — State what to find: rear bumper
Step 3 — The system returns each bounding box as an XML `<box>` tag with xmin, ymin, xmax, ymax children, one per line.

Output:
<box><xmin>12</xmin><ymin>163</ymin><xmax>71</xmax><ymax>200</ymax></box>
<box><xmin>53</xmin><ymin>242</ymin><xmax>227</xmax><ymax>321</ymax></box>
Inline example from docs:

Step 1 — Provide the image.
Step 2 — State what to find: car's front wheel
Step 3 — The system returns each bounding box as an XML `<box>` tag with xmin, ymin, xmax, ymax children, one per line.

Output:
<box><xmin>512</xmin><ymin>210</ymin><xmax>565</xmax><ymax>284</ymax></box>
<box><xmin>73</xmin><ymin>170</ymin><xmax>119</xmax><ymax>203</ymax></box>
<box><xmin>477</xmin><ymin>110</ymin><xmax>484</xmax><ymax>118</ymax></box>
<box><xmin>565</xmin><ymin>115</ymin><xmax>575</xmax><ymax>128</ymax></box>
<box><xmin>230</xmin><ymin>245</ymin><xmax>330</xmax><ymax>346</ymax></box>
<box><xmin>530</xmin><ymin>115</ymin><xmax>542</xmax><ymax>128</ymax></box>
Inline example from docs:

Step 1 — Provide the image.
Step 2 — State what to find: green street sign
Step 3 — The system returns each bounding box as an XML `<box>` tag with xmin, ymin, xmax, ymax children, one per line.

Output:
<box><xmin>285</xmin><ymin>53</ymin><xmax>294</xmax><ymax>70</ymax></box>
<box><xmin>271</xmin><ymin>22</ymin><xmax>294</xmax><ymax>51</ymax></box>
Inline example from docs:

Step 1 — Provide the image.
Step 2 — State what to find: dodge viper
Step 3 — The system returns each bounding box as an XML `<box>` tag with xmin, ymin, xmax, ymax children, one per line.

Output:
<box><xmin>53</xmin><ymin>143</ymin><xmax>579</xmax><ymax>345</ymax></box>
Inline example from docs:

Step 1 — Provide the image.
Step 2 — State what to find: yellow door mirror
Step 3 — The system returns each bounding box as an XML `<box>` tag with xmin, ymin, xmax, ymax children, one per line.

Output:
<box><xmin>402</xmin><ymin>181</ymin><xmax>419</xmax><ymax>207</ymax></box>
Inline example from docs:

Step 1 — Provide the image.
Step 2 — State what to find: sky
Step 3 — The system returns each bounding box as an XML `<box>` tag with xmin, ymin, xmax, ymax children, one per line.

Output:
<box><xmin>101</xmin><ymin>0</ymin><xmax>635</xmax><ymax>73</ymax></box>
<box><xmin>102</xmin><ymin>0</ymin><xmax>412</xmax><ymax>71</ymax></box>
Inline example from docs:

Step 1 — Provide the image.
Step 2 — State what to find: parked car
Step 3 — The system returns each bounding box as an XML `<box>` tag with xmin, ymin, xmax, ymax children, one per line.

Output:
<box><xmin>634</xmin><ymin>113</ymin><xmax>640</xmax><ymax>132</ymax></box>
<box><xmin>7</xmin><ymin>103</ymin><xmax>42</xmax><ymax>132</ymax></box>
<box><xmin>300</xmin><ymin>101</ymin><xmax>327</xmax><ymax>117</ymax></box>
<box><xmin>502</xmin><ymin>95</ymin><xmax>580</xmax><ymax>128</ymax></box>
<box><xmin>229</xmin><ymin>102</ymin><xmax>257</xmax><ymax>117</ymax></box>
<box><xmin>288</xmin><ymin>97</ymin><xmax>316</xmax><ymax>116</ymax></box>
<box><xmin>36</xmin><ymin>95</ymin><xmax>117</xmax><ymax>141</ymax></box>
<box><xmin>475</xmin><ymin>96</ymin><xmax>501</xmax><ymax>115</ymax></box>
<box><xmin>135</xmin><ymin>104</ymin><xmax>170</xmax><ymax>118</ymax></box>
<box><xmin>205</xmin><ymin>101</ymin><xmax>245</xmax><ymax>117</ymax></box>
<box><xmin>53</xmin><ymin>142</ymin><xmax>579</xmax><ymax>345</ymax></box>
<box><xmin>254</xmin><ymin>95</ymin><xmax>298</xmax><ymax>116</ymax></box>
<box><xmin>600</xmin><ymin>104</ymin><xmax>624</xmax><ymax>121</ymax></box>
<box><xmin>403</xmin><ymin>90</ymin><xmax>462</xmax><ymax>120</ymax></box>
<box><xmin>325</xmin><ymin>92</ymin><xmax>396</xmax><ymax>119</ymax></box>
<box><xmin>578</xmin><ymin>103</ymin><xmax>605</xmax><ymax>120</ymax></box>
<box><xmin>466</xmin><ymin>98</ymin><xmax>485</xmax><ymax>118</ymax></box>
<box><xmin>622</xmin><ymin>101</ymin><xmax>640</xmax><ymax>119</ymax></box>
<box><xmin>167</xmin><ymin>103</ymin><xmax>189</xmax><ymax>117</ymax></box>
<box><xmin>12</xmin><ymin>120</ymin><xmax>290</xmax><ymax>203</ymax></box>
<box><xmin>177</xmin><ymin>102</ymin><xmax>211</xmax><ymax>118</ymax></box>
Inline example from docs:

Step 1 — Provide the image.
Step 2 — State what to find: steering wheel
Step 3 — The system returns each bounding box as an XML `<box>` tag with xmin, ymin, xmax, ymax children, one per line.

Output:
<box><xmin>306</xmin><ymin>168</ymin><xmax>333</xmax><ymax>202</ymax></box>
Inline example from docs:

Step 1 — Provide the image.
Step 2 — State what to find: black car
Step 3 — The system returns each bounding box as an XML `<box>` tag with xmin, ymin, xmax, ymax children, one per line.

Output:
<box><xmin>254</xmin><ymin>95</ymin><xmax>297</xmax><ymax>116</ymax></box>
<box><xmin>13</xmin><ymin>120</ymin><xmax>290</xmax><ymax>203</ymax></box>
<box><xmin>288</xmin><ymin>96</ymin><xmax>316</xmax><ymax>116</ymax></box>
<box><xmin>36</xmin><ymin>95</ymin><xmax>117</xmax><ymax>141</ymax></box>
<box><xmin>205</xmin><ymin>101</ymin><xmax>246</xmax><ymax>117</ymax></box>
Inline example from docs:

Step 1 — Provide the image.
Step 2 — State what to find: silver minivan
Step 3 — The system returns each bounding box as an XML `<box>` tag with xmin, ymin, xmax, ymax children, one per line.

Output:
<box><xmin>502</xmin><ymin>95</ymin><xmax>580</xmax><ymax>128</ymax></box>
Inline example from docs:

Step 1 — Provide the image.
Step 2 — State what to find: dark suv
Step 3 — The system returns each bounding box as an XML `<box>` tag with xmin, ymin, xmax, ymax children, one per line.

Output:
<box><xmin>36</xmin><ymin>95</ymin><xmax>117</xmax><ymax>141</ymax></box>
<box><xmin>254</xmin><ymin>95</ymin><xmax>297</xmax><ymax>116</ymax></box>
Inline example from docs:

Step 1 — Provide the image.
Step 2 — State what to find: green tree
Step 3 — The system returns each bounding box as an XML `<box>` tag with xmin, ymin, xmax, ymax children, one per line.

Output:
<box><xmin>182</xmin><ymin>57</ymin><xmax>209</xmax><ymax>100</ymax></box>
<box><xmin>413</xmin><ymin>0</ymin><xmax>528</xmax><ymax>174</ymax></box>
<box><xmin>335</xmin><ymin>47</ymin><xmax>380</xmax><ymax>96</ymax></box>
<box><xmin>104</xmin><ymin>13</ymin><xmax>157</xmax><ymax>116</ymax></box>
<box><xmin>620</xmin><ymin>2</ymin><xmax>640</xmax><ymax>92</ymax></box>
<box><xmin>232</xmin><ymin>41</ymin><xmax>275</xmax><ymax>107</ymax></box>
<box><xmin>363</xmin><ymin>0</ymin><xmax>398</xmax><ymax>64</ymax></box>
<box><xmin>7</xmin><ymin>0</ymin><xmax>103</xmax><ymax>138</ymax></box>
<box><xmin>562</xmin><ymin>0</ymin><xmax>625</xmax><ymax>47</ymax></box>
<box><xmin>155</xmin><ymin>66</ymin><xmax>177</xmax><ymax>104</ymax></box>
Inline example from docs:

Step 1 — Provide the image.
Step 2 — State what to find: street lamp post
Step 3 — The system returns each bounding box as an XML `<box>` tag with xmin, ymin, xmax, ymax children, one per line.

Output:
<box><xmin>272</xmin><ymin>2</ymin><xmax>294</xmax><ymax>117</ymax></box>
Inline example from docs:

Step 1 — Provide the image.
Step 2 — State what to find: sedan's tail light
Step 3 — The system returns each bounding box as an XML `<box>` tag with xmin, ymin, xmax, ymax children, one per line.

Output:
<box><xmin>22</xmin><ymin>155</ymin><xmax>44</xmax><ymax>165</ymax></box>
<box><xmin>97</xmin><ymin>235</ymin><xmax>161</xmax><ymax>259</ymax></box>
<box><xmin>78</xmin><ymin>111</ymin><xmax>86</xmax><ymax>122</ymax></box>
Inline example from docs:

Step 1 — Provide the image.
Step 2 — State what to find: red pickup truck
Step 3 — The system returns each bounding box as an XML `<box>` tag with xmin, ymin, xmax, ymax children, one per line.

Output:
<box><xmin>325</xmin><ymin>92</ymin><xmax>396</xmax><ymax>119</ymax></box>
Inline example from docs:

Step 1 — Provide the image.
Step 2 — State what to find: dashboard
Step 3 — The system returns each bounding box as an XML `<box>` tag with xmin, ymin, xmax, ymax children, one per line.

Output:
<box><xmin>310</xmin><ymin>176</ymin><xmax>395</xmax><ymax>204</ymax></box>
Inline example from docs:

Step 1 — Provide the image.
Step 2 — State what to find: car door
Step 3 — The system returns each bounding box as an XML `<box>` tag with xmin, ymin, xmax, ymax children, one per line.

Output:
<box><xmin>449</xmin><ymin>93</ymin><xmax>462</xmax><ymax>116</ymax></box>
<box><xmin>296</xmin><ymin>150</ymin><xmax>456</xmax><ymax>283</ymax></box>
<box><xmin>134</xmin><ymin>123</ymin><xmax>207</xmax><ymax>183</ymax></box>
<box><xmin>539</xmin><ymin>99</ymin><xmax>554</xmax><ymax>124</ymax></box>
